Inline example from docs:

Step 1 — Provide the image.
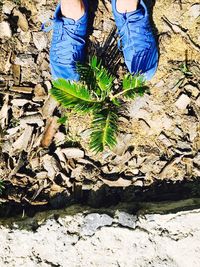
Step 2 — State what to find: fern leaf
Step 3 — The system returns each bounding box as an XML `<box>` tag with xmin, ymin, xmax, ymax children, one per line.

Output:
<box><xmin>50</xmin><ymin>78</ymin><xmax>100</xmax><ymax>113</ymax></box>
<box><xmin>122</xmin><ymin>74</ymin><xmax>148</xmax><ymax>99</ymax></box>
<box><xmin>90</xmin><ymin>108</ymin><xmax>118</xmax><ymax>153</ymax></box>
<box><xmin>77</xmin><ymin>56</ymin><xmax>114</xmax><ymax>98</ymax></box>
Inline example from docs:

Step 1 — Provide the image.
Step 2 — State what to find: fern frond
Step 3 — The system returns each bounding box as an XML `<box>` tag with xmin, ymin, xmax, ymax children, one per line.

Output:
<box><xmin>50</xmin><ymin>78</ymin><xmax>101</xmax><ymax>113</ymax></box>
<box><xmin>90</xmin><ymin>108</ymin><xmax>118</xmax><ymax>153</ymax></box>
<box><xmin>122</xmin><ymin>74</ymin><xmax>148</xmax><ymax>99</ymax></box>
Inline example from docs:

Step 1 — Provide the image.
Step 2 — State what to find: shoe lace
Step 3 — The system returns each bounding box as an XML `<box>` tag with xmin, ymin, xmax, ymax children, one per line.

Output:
<box><xmin>42</xmin><ymin>19</ymin><xmax>85</xmax><ymax>65</ymax></box>
<box><xmin>117</xmin><ymin>13</ymin><xmax>151</xmax><ymax>52</ymax></box>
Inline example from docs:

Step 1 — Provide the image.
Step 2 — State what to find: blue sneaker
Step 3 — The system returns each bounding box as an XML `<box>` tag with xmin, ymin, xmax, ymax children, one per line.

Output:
<box><xmin>112</xmin><ymin>0</ymin><xmax>158</xmax><ymax>80</ymax></box>
<box><xmin>42</xmin><ymin>1</ymin><xmax>88</xmax><ymax>81</ymax></box>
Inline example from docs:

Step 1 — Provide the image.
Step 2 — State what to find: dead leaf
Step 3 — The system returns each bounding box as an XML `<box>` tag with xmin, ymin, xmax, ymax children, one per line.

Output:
<box><xmin>41</xmin><ymin>116</ymin><xmax>60</xmax><ymax>147</ymax></box>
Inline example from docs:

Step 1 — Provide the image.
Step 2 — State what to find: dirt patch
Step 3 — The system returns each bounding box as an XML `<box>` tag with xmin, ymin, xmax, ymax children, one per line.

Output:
<box><xmin>0</xmin><ymin>0</ymin><xmax>200</xmax><ymax>208</ymax></box>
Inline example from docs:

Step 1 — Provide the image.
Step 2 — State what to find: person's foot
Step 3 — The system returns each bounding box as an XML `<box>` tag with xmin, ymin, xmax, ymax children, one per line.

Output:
<box><xmin>44</xmin><ymin>0</ymin><xmax>88</xmax><ymax>81</ymax></box>
<box><xmin>112</xmin><ymin>0</ymin><xmax>158</xmax><ymax>80</ymax></box>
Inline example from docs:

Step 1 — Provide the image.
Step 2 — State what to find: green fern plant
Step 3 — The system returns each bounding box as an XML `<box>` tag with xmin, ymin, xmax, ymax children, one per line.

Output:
<box><xmin>50</xmin><ymin>56</ymin><xmax>148</xmax><ymax>153</ymax></box>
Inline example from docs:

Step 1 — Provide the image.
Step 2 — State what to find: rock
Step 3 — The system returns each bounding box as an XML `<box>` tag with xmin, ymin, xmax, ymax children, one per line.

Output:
<box><xmin>32</xmin><ymin>32</ymin><xmax>48</xmax><ymax>51</ymax></box>
<box><xmin>189</xmin><ymin>4</ymin><xmax>200</xmax><ymax>19</ymax></box>
<box><xmin>81</xmin><ymin>213</ymin><xmax>113</xmax><ymax>236</ymax></box>
<box><xmin>0</xmin><ymin>22</ymin><xmax>12</xmax><ymax>39</ymax></box>
<box><xmin>116</xmin><ymin>211</ymin><xmax>137</xmax><ymax>229</ymax></box>
<box><xmin>62</xmin><ymin>148</ymin><xmax>85</xmax><ymax>159</ymax></box>
<box><xmin>0</xmin><ymin>209</ymin><xmax>200</xmax><ymax>266</ymax></box>
<box><xmin>13</xmin><ymin>8</ymin><xmax>29</xmax><ymax>32</ymax></box>
<box><xmin>175</xmin><ymin>94</ymin><xmax>191</xmax><ymax>110</ymax></box>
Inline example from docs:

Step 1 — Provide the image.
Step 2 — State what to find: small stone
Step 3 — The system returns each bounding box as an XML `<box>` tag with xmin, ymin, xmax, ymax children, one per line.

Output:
<box><xmin>175</xmin><ymin>94</ymin><xmax>191</xmax><ymax>110</ymax></box>
<box><xmin>116</xmin><ymin>211</ymin><xmax>137</xmax><ymax>229</ymax></box>
<box><xmin>189</xmin><ymin>4</ymin><xmax>200</xmax><ymax>19</ymax></box>
<box><xmin>0</xmin><ymin>21</ymin><xmax>12</xmax><ymax>39</ymax></box>
<box><xmin>13</xmin><ymin>8</ymin><xmax>29</xmax><ymax>32</ymax></box>
<box><xmin>32</xmin><ymin>32</ymin><xmax>48</xmax><ymax>51</ymax></box>
<box><xmin>62</xmin><ymin>148</ymin><xmax>84</xmax><ymax>159</ymax></box>
<box><xmin>81</xmin><ymin>213</ymin><xmax>113</xmax><ymax>236</ymax></box>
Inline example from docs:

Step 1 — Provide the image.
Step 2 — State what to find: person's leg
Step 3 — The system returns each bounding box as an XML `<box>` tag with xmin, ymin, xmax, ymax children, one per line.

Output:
<box><xmin>61</xmin><ymin>0</ymin><xmax>85</xmax><ymax>21</ymax></box>
<box><xmin>116</xmin><ymin>0</ymin><xmax>138</xmax><ymax>13</ymax></box>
